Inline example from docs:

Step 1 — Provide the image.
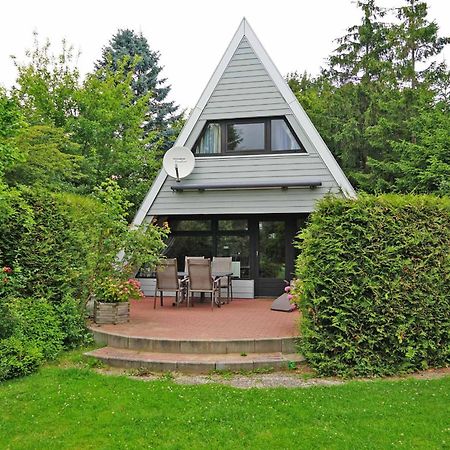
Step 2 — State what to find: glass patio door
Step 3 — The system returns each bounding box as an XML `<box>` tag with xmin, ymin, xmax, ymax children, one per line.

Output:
<box><xmin>254</xmin><ymin>220</ymin><xmax>286</xmax><ymax>296</ymax></box>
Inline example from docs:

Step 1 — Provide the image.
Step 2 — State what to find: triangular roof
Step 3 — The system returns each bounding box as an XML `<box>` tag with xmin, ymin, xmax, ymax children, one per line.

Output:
<box><xmin>132</xmin><ymin>18</ymin><xmax>356</xmax><ymax>227</ymax></box>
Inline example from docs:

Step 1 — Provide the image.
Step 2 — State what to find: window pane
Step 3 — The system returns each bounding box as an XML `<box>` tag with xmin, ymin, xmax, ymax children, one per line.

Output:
<box><xmin>165</xmin><ymin>236</ymin><xmax>213</xmax><ymax>271</ymax></box>
<box><xmin>227</xmin><ymin>122</ymin><xmax>264</xmax><ymax>151</ymax></box>
<box><xmin>169</xmin><ymin>220</ymin><xmax>211</xmax><ymax>232</ymax></box>
<box><xmin>271</xmin><ymin>119</ymin><xmax>301</xmax><ymax>151</ymax></box>
<box><xmin>195</xmin><ymin>123</ymin><xmax>221</xmax><ymax>154</ymax></box>
<box><xmin>258</xmin><ymin>221</ymin><xmax>285</xmax><ymax>278</ymax></box>
<box><xmin>217</xmin><ymin>235</ymin><xmax>250</xmax><ymax>279</ymax></box>
<box><xmin>218</xmin><ymin>219</ymin><xmax>248</xmax><ymax>231</ymax></box>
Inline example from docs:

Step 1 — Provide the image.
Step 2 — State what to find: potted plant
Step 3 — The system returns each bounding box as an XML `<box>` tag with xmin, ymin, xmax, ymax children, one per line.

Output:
<box><xmin>93</xmin><ymin>276</ymin><xmax>144</xmax><ymax>324</ymax></box>
<box><xmin>88</xmin><ymin>179</ymin><xmax>169</xmax><ymax>324</ymax></box>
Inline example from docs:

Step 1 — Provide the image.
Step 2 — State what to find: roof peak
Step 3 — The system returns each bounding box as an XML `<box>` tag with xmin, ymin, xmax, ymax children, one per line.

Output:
<box><xmin>131</xmin><ymin>20</ymin><xmax>356</xmax><ymax>226</ymax></box>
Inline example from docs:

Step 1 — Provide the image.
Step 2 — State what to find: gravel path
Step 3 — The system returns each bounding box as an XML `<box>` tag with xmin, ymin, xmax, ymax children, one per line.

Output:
<box><xmin>98</xmin><ymin>367</ymin><xmax>450</xmax><ymax>389</ymax></box>
<box><xmin>173</xmin><ymin>373</ymin><xmax>342</xmax><ymax>389</ymax></box>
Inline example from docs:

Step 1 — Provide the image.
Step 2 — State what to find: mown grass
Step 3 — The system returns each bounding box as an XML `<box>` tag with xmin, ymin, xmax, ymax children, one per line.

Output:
<box><xmin>0</xmin><ymin>364</ymin><xmax>448</xmax><ymax>449</ymax></box>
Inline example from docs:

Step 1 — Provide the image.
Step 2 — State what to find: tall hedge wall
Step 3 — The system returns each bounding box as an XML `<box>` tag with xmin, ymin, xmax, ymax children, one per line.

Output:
<box><xmin>294</xmin><ymin>194</ymin><xmax>450</xmax><ymax>376</ymax></box>
<box><xmin>0</xmin><ymin>187</ymin><xmax>102</xmax><ymax>380</ymax></box>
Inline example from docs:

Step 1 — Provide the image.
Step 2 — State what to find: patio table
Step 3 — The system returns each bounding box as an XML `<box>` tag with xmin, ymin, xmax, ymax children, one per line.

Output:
<box><xmin>177</xmin><ymin>271</ymin><xmax>234</xmax><ymax>306</ymax></box>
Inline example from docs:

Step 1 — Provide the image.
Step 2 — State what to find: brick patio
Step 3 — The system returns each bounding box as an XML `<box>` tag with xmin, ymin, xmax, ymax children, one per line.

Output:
<box><xmin>93</xmin><ymin>297</ymin><xmax>299</xmax><ymax>340</ymax></box>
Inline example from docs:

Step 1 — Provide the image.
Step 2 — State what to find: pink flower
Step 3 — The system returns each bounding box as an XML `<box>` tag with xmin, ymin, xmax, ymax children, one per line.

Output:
<box><xmin>2</xmin><ymin>267</ymin><xmax>12</xmax><ymax>274</ymax></box>
<box><xmin>284</xmin><ymin>286</ymin><xmax>291</xmax><ymax>293</ymax></box>
<box><xmin>287</xmin><ymin>294</ymin><xmax>293</xmax><ymax>300</ymax></box>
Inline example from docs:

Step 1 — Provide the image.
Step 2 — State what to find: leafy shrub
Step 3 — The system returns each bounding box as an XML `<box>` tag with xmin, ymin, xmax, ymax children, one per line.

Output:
<box><xmin>8</xmin><ymin>297</ymin><xmax>64</xmax><ymax>360</ymax></box>
<box><xmin>0</xmin><ymin>187</ymin><xmax>97</xmax><ymax>303</ymax></box>
<box><xmin>0</xmin><ymin>337</ymin><xmax>43</xmax><ymax>381</ymax></box>
<box><xmin>294</xmin><ymin>194</ymin><xmax>450</xmax><ymax>376</ymax></box>
<box><xmin>0</xmin><ymin>181</ymin><xmax>167</xmax><ymax>379</ymax></box>
<box><xmin>54</xmin><ymin>295</ymin><xmax>92</xmax><ymax>349</ymax></box>
<box><xmin>0</xmin><ymin>297</ymin><xmax>64</xmax><ymax>381</ymax></box>
<box><xmin>0</xmin><ymin>300</ymin><xmax>16</xmax><ymax>340</ymax></box>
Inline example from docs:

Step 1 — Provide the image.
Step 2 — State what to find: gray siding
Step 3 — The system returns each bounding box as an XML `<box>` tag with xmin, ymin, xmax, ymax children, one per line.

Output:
<box><xmin>200</xmin><ymin>37</ymin><xmax>291</xmax><ymax>120</ymax></box>
<box><xmin>149</xmin><ymin>153</ymin><xmax>340</xmax><ymax>215</ymax></box>
<box><xmin>147</xmin><ymin>34</ymin><xmax>343</xmax><ymax>216</ymax></box>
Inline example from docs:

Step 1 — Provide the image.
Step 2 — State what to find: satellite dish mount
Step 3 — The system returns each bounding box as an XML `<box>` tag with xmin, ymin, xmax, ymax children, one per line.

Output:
<box><xmin>163</xmin><ymin>146</ymin><xmax>195</xmax><ymax>182</ymax></box>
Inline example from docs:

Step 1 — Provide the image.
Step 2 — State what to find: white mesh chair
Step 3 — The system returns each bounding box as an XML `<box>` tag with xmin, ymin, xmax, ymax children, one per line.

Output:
<box><xmin>212</xmin><ymin>257</ymin><xmax>233</xmax><ymax>303</ymax></box>
<box><xmin>154</xmin><ymin>258</ymin><xmax>186</xmax><ymax>308</ymax></box>
<box><xmin>187</xmin><ymin>259</ymin><xmax>221</xmax><ymax>310</ymax></box>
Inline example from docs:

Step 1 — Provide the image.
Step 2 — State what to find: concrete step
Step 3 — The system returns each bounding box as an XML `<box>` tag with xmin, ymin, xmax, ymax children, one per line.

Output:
<box><xmin>90</xmin><ymin>328</ymin><xmax>297</xmax><ymax>354</ymax></box>
<box><xmin>86</xmin><ymin>347</ymin><xmax>305</xmax><ymax>373</ymax></box>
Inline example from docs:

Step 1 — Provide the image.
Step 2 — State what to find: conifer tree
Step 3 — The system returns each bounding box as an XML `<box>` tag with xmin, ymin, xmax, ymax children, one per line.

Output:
<box><xmin>393</xmin><ymin>0</ymin><xmax>450</xmax><ymax>88</ymax></box>
<box><xmin>328</xmin><ymin>0</ymin><xmax>394</xmax><ymax>85</ymax></box>
<box><xmin>96</xmin><ymin>29</ymin><xmax>180</xmax><ymax>148</ymax></box>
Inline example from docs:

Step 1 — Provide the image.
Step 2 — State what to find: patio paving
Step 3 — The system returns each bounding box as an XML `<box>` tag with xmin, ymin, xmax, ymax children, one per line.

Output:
<box><xmin>92</xmin><ymin>298</ymin><xmax>300</xmax><ymax>340</ymax></box>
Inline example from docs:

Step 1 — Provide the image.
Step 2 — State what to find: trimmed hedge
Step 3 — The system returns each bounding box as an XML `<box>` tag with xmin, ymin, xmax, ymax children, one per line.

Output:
<box><xmin>0</xmin><ymin>187</ymin><xmax>104</xmax><ymax>303</ymax></box>
<box><xmin>294</xmin><ymin>194</ymin><xmax>450</xmax><ymax>376</ymax></box>
<box><xmin>0</xmin><ymin>188</ymin><xmax>100</xmax><ymax>379</ymax></box>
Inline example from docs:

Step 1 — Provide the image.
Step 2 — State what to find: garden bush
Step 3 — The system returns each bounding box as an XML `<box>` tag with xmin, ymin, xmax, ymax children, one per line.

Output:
<box><xmin>294</xmin><ymin>194</ymin><xmax>450</xmax><ymax>376</ymax></box>
<box><xmin>54</xmin><ymin>295</ymin><xmax>92</xmax><ymax>349</ymax></box>
<box><xmin>0</xmin><ymin>187</ymin><xmax>102</xmax><ymax>304</ymax></box>
<box><xmin>0</xmin><ymin>297</ymin><xmax>64</xmax><ymax>381</ymax></box>
<box><xmin>0</xmin><ymin>337</ymin><xmax>43</xmax><ymax>381</ymax></box>
<box><xmin>0</xmin><ymin>181</ymin><xmax>166</xmax><ymax>379</ymax></box>
<box><xmin>9</xmin><ymin>297</ymin><xmax>64</xmax><ymax>359</ymax></box>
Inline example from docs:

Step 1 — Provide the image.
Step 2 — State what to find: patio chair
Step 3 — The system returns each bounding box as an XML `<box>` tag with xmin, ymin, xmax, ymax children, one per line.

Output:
<box><xmin>212</xmin><ymin>256</ymin><xmax>233</xmax><ymax>303</ymax></box>
<box><xmin>187</xmin><ymin>259</ymin><xmax>221</xmax><ymax>310</ymax></box>
<box><xmin>184</xmin><ymin>256</ymin><xmax>204</xmax><ymax>273</ymax></box>
<box><xmin>154</xmin><ymin>258</ymin><xmax>186</xmax><ymax>309</ymax></box>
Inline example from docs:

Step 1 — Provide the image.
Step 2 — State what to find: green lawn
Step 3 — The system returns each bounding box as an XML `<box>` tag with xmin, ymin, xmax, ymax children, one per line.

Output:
<box><xmin>0</xmin><ymin>365</ymin><xmax>449</xmax><ymax>449</ymax></box>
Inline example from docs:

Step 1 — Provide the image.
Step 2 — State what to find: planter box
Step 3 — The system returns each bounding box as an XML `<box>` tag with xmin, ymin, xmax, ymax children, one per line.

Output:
<box><xmin>94</xmin><ymin>301</ymin><xmax>130</xmax><ymax>325</ymax></box>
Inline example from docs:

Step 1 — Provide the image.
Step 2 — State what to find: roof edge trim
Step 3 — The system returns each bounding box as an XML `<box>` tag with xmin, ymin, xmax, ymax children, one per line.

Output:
<box><xmin>132</xmin><ymin>18</ymin><xmax>356</xmax><ymax>228</ymax></box>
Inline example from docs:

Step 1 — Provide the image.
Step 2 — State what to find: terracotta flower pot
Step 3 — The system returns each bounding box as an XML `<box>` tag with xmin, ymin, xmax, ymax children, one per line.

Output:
<box><xmin>94</xmin><ymin>301</ymin><xmax>130</xmax><ymax>325</ymax></box>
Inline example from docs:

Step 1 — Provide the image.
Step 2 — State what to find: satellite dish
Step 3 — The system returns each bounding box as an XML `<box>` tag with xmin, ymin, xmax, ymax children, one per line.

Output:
<box><xmin>163</xmin><ymin>146</ymin><xmax>195</xmax><ymax>181</ymax></box>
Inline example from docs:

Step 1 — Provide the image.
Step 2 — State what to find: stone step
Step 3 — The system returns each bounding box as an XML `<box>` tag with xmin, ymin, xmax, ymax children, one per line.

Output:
<box><xmin>90</xmin><ymin>328</ymin><xmax>297</xmax><ymax>354</ymax></box>
<box><xmin>86</xmin><ymin>347</ymin><xmax>305</xmax><ymax>373</ymax></box>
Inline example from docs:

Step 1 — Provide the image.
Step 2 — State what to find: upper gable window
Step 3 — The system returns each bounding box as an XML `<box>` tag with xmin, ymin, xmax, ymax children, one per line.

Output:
<box><xmin>227</xmin><ymin>122</ymin><xmax>265</xmax><ymax>152</ymax></box>
<box><xmin>195</xmin><ymin>123</ymin><xmax>221</xmax><ymax>154</ymax></box>
<box><xmin>194</xmin><ymin>117</ymin><xmax>306</xmax><ymax>155</ymax></box>
<box><xmin>271</xmin><ymin>119</ymin><xmax>301</xmax><ymax>151</ymax></box>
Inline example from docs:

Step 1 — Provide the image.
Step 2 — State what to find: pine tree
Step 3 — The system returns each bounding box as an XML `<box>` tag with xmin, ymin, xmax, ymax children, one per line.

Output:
<box><xmin>96</xmin><ymin>29</ymin><xmax>180</xmax><ymax>148</ymax></box>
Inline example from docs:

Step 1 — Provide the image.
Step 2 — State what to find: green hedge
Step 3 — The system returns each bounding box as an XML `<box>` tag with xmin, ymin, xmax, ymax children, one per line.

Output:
<box><xmin>0</xmin><ymin>187</ymin><xmax>100</xmax><ymax>379</ymax></box>
<box><xmin>0</xmin><ymin>187</ymin><xmax>104</xmax><ymax>303</ymax></box>
<box><xmin>294</xmin><ymin>194</ymin><xmax>450</xmax><ymax>376</ymax></box>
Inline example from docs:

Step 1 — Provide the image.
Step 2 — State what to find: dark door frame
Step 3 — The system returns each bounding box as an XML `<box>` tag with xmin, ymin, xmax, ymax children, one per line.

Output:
<box><xmin>250</xmin><ymin>216</ymin><xmax>300</xmax><ymax>297</ymax></box>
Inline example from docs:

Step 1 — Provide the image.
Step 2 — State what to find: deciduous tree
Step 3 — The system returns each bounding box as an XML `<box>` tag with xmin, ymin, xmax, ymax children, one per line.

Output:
<box><xmin>96</xmin><ymin>29</ymin><xmax>180</xmax><ymax>148</ymax></box>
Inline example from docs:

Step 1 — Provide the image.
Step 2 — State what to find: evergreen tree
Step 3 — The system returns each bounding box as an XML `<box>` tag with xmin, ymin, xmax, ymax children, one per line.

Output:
<box><xmin>96</xmin><ymin>29</ymin><xmax>180</xmax><ymax>148</ymax></box>
<box><xmin>318</xmin><ymin>1</ymin><xmax>398</xmax><ymax>175</ymax></box>
<box><xmin>328</xmin><ymin>0</ymin><xmax>394</xmax><ymax>85</ymax></box>
<box><xmin>368</xmin><ymin>96</ymin><xmax>450</xmax><ymax>195</ymax></box>
<box><xmin>393</xmin><ymin>0</ymin><xmax>450</xmax><ymax>88</ymax></box>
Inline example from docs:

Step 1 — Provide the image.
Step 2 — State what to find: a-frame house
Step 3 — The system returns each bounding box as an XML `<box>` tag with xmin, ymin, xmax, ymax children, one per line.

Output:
<box><xmin>134</xmin><ymin>19</ymin><xmax>356</xmax><ymax>297</ymax></box>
